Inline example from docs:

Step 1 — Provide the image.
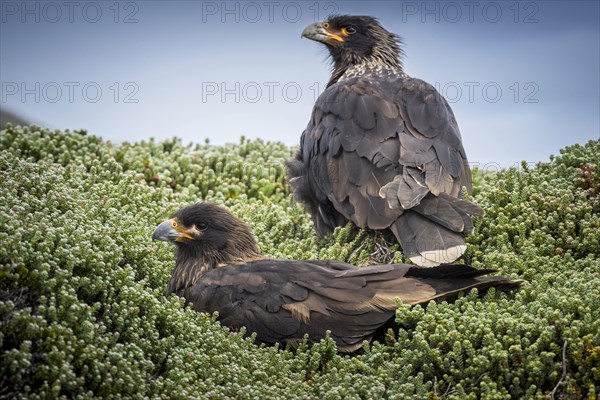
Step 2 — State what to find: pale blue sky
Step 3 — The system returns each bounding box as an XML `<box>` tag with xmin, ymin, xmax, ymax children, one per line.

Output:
<box><xmin>1</xmin><ymin>0</ymin><xmax>599</xmax><ymax>167</ymax></box>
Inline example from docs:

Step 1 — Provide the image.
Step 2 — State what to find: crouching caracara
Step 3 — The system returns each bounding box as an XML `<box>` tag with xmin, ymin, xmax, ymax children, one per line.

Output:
<box><xmin>287</xmin><ymin>15</ymin><xmax>483</xmax><ymax>267</ymax></box>
<box><xmin>153</xmin><ymin>203</ymin><xmax>520</xmax><ymax>353</ymax></box>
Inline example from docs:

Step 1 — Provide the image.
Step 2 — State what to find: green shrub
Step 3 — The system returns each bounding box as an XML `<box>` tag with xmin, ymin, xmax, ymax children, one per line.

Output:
<box><xmin>1</xmin><ymin>125</ymin><xmax>598</xmax><ymax>399</ymax></box>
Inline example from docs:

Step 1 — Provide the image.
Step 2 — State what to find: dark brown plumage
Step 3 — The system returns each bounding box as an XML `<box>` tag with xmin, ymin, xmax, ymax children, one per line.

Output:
<box><xmin>153</xmin><ymin>203</ymin><xmax>520</xmax><ymax>353</ymax></box>
<box><xmin>287</xmin><ymin>15</ymin><xmax>482</xmax><ymax>267</ymax></box>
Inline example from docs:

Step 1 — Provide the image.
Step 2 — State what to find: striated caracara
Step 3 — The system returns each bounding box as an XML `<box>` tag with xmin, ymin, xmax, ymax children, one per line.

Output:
<box><xmin>287</xmin><ymin>15</ymin><xmax>482</xmax><ymax>267</ymax></box>
<box><xmin>152</xmin><ymin>203</ymin><xmax>520</xmax><ymax>353</ymax></box>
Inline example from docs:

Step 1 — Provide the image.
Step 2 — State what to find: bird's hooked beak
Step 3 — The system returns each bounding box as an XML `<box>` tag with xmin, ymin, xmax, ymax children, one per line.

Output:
<box><xmin>152</xmin><ymin>219</ymin><xmax>196</xmax><ymax>243</ymax></box>
<box><xmin>301</xmin><ymin>22</ymin><xmax>344</xmax><ymax>45</ymax></box>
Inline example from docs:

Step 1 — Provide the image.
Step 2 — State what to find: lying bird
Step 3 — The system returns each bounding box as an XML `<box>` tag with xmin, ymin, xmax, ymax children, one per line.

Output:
<box><xmin>153</xmin><ymin>203</ymin><xmax>520</xmax><ymax>353</ymax></box>
<box><xmin>287</xmin><ymin>15</ymin><xmax>483</xmax><ymax>267</ymax></box>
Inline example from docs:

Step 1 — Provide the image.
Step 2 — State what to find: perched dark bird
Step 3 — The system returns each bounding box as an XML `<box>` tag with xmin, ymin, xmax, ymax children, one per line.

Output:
<box><xmin>153</xmin><ymin>203</ymin><xmax>520</xmax><ymax>353</ymax></box>
<box><xmin>287</xmin><ymin>15</ymin><xmax>483</xmax><ymax>267</ymax></box>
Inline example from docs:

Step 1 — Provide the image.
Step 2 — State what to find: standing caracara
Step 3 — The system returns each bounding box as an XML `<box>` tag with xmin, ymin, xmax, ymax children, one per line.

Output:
<box><xmin>153</xmin><ymin>203</ymin><xmax>520</xmax><ymax>353</ymax></box>
<box><xmin>287</xmin><ymin>15</ymin><xmax>483</xmax><ymax>267</ymax></box>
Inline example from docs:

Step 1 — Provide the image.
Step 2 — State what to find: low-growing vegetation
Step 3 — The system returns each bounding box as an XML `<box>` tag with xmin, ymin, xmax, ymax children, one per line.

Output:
<box><xmin>1</xmin><ymin>124</ymin><xmax>598</xmax><ymax>399</ymax></box>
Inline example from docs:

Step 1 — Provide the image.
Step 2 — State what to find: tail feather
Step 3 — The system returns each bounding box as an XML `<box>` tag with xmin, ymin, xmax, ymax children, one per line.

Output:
<box><xmin>426</xmin><ymin>275</ymin><xmax>523</xmax><ymax>302</ymax></box>
<box><xmin>390</xmin><ymin>210</ymin><xmax>467</xmax><ymax>266</ymax></box>
<box><xmin>389</xmin><ymin>192</ymin><xmax>484</xmax><ymax>267</ymax></box>
<box><xmin>411</xmin><ymin>193</ymin><xmax>483</xmax><ymax>233</ymax></box>
<box><xmin>406</xmin><ymin>264</ymin><xmax>496</xmax><ymax>279</ymax></box>
<box><xmin>406</xmin><ymin>264</ymin><xmax>522</xmax><ymax>297</ymax></box>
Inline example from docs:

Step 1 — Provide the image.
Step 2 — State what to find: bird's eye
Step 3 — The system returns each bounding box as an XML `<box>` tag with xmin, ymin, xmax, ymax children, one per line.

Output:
<box><xmin>197</xmin><ymin>223</ymin><xmax>208</xmax><ymax>231</ymax></box>
<box><xmin>345</xmin><ymin>26</ymin><xmax>356</xmax><ymax>34</ymax></box>
<box><xmin>171</xmin><ymin>220</ymin><xmax>177</xmax><ymax>228</ymax></box>
<box><xmin>322</xmin><ymin>21</ymin><xmax>329</xmax><ymax>29</ymax></box>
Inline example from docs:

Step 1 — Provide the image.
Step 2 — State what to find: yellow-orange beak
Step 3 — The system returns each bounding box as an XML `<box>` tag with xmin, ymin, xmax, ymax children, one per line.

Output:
<box><xmin>301</xmin><ymin>22</ymin><xmax>344</xmax><ymax>45</ymax></box>
<box><xmin>152</xmin><ymin>218</ymin><xmax>197</xmax><ymax>243</ymax></box>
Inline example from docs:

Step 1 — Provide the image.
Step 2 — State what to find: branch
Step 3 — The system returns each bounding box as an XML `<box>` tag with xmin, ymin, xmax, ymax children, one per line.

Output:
<box><xmin>551</xmin><ymin>340</ymin><xmax>568</xmax><ymax>400</ymax></box>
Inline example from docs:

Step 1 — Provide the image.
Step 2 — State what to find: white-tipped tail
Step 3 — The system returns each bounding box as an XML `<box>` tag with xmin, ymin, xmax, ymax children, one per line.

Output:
<box><xmin>409</xmin><ymin>245</ymin><xmax>467</xmax><ymax>267</ymax></box>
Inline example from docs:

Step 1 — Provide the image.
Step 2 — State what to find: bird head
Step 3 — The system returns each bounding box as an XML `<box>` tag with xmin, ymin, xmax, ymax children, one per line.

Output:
<box><xmin>152</xmin><ymin>202</ymin><xmax>260</xmax><ymax>264</ymax></box>
<box><xmin>301</xmin><ymin>15</ymin><xmax>403</xmax><ymax>72</ymax></box>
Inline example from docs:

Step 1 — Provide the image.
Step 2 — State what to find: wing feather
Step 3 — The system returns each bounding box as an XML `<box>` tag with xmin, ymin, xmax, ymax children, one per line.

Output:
<box><xmin>182</xmin><ymin>261</ymin><xmax>517</xmax><ymax>352</ymax></box>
